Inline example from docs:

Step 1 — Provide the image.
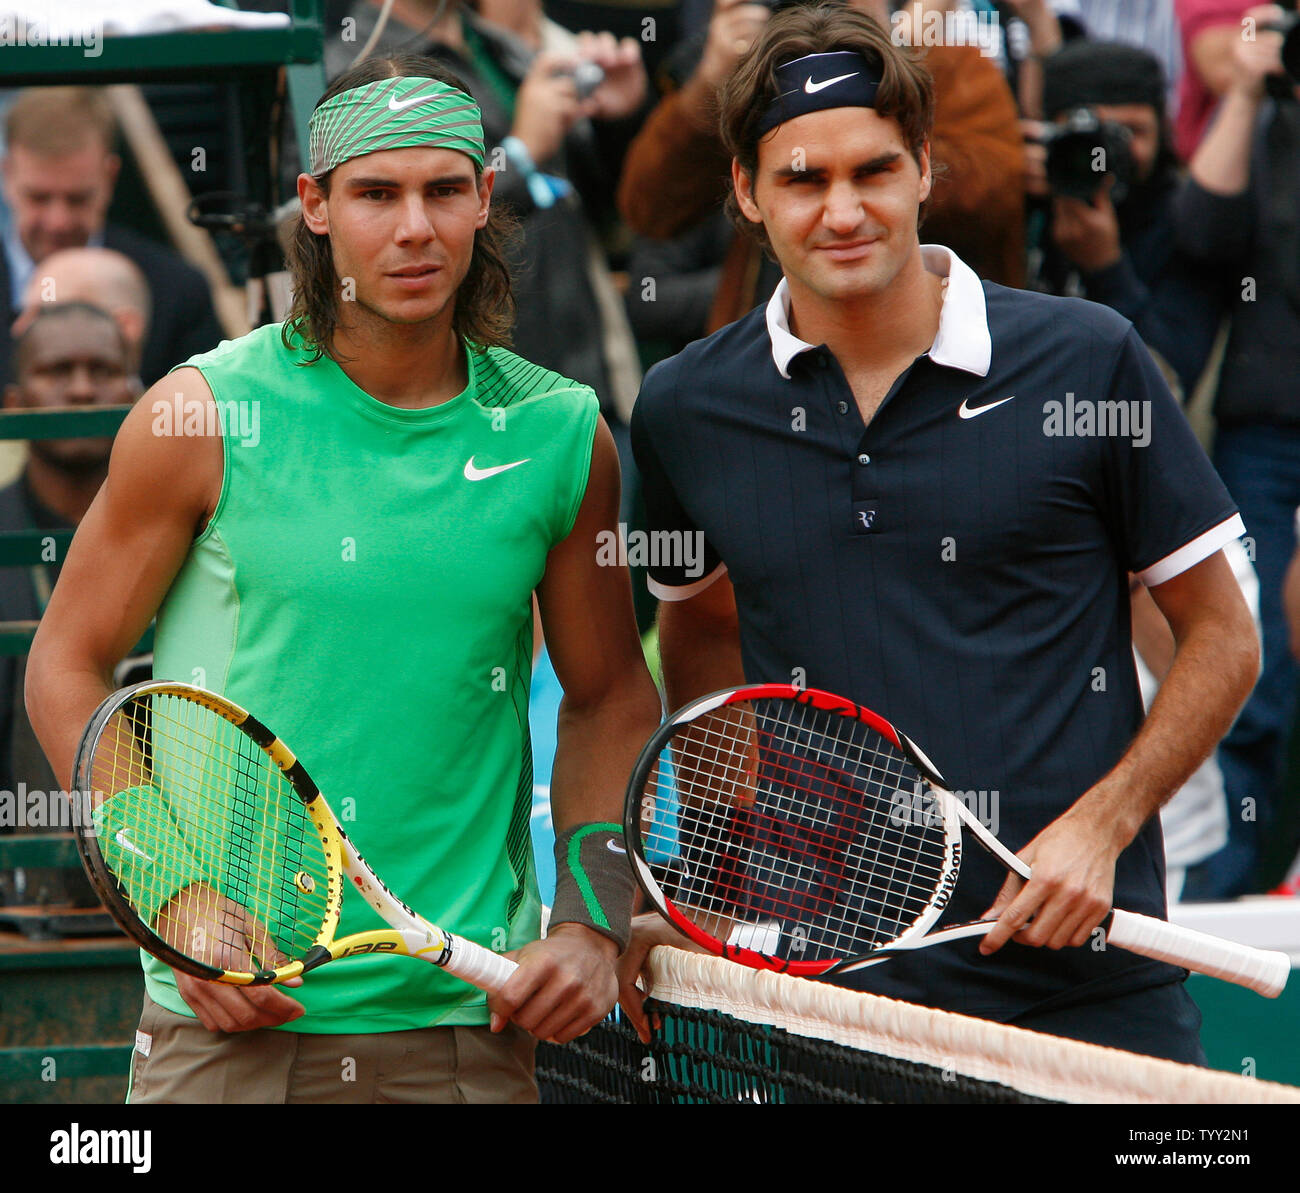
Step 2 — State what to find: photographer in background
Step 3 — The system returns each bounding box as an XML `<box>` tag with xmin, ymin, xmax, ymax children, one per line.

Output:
<box><xmin>1025</xmin><ymin>40</ymin><xmax>1224</xmax><ymax>398</ymax></box>
<box><xmin>1173</xmin><ymin>4</ymin><xmax>1300</xmax><ymax>896</ymax></box>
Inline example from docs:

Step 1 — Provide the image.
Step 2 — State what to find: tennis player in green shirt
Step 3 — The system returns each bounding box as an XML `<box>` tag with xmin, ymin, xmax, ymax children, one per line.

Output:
<box><xmin>26</xmin><ymin>54</ymin><xmax>660</xmax><ymax>1104</ymax></box>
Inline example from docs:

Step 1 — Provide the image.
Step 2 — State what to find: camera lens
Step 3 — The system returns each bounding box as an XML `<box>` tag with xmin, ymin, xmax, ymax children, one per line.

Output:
<box><xmin>1044</xmin><ymin>108</ymin><xmax>1135</xmax><ymax>204</ymax></box>
<box><xmin>572</xmin><ymin>61</ymin><xmax>604</xmax><ymax>100</ymax></box>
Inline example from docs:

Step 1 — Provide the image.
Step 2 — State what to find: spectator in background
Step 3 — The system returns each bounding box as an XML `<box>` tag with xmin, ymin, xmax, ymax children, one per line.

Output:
<box><xmin>0</xmin><ymin>303</ymin><xmax>138</xmax><ymax>909</ymax></box>
<box><xmin>1174</xmin><ymin>0</ymin><xmax>1251</xmax><ymax>161</ymax></box>
<box><xmin>618</xmin><ymin>0</ymin><xmax>1026</xmax><ymax>338</ymax></box>
<box><xmin>1004</xmin><ymin>0</ymin><xmax>1070</xmax><ymax>119</ymax></box>
<box><xmin>0</xmin><ymin>88</ymin><xmax>222</xmax><ymax>388</ymax></box>
<box><xmin>541</xmin><ymin>0</ymin><xmax>682</xmax><ymax>81</ymax></box>
<box><xmin>623</xmin><ymin>211</ymin><xmax>729</xmax><ymax>360</ymax></box>
<box><xmin>1048</xmin><ymin>0</ymin><xmax>1183</xmax><ymax>110</ymax></box>
<box><xmin>13</xmin><ymin>247</ymin><xmax>151</xmax><ymax>386</ymax></box>
<box><xmin>1028</xmin><ymin>40</ymin><xmax>1224</xmax><ymax>397</ymax></box>
<box><xmin>1174</xmin><ymin>4</ymin><xmax>1300</xmax><ymax>895</ymax></box>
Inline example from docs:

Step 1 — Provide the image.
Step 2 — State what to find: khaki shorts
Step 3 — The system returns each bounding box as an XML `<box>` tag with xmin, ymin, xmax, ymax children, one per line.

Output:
<box><xmin>127</xmin><ymin>996</ymin><xmax>538</xmax><ymax>1104</ymax></box>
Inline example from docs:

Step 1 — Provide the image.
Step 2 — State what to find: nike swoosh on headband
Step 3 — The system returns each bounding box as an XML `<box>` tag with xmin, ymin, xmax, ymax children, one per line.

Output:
<box><xmin>388</xmin><ymin>92</ymin><xmax>441</xmax><ymax>112</ymax></box>
<box><xmin>804</xmin><ymin>72</ymin><xmax>858</xmax><ymax>94</ymax></box>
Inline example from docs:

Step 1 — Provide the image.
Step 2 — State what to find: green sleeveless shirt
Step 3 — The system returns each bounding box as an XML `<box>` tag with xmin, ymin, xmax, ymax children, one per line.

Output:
<box><xmin>146</xmin><ymin>323</ymin><xmax>598</xmax><ymax>1032</ymax></box>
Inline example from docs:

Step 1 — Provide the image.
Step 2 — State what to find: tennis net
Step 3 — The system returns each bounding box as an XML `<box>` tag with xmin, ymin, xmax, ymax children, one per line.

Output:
<box><xmin>536</xmin><ymin>947</ymin><xmax>1300</xmax><ymax>1104</ymax></box>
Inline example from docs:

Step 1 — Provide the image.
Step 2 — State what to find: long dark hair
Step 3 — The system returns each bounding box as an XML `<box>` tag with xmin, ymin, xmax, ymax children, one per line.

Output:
<box><xmin>282</xmin><ymin>53</ymin><xmax>518</xmax><ymax>363</ymax></box>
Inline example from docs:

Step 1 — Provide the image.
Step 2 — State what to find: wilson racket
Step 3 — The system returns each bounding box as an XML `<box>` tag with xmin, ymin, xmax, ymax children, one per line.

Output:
<box><xmin>625</xmin><ymin>684</ymin><xmax>1290</xmax><ymax>998</ymax></box>
<box><xmin>72</xmin><ymin>681</ymin><xmax>517</xmax><ymax>992</ymax></box>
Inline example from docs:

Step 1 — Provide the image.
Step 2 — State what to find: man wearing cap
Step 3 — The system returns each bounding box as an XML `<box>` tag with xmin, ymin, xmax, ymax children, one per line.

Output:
<box><xmin>618</xmin><ymin>5</ymin><xmax>1258</xmax><ymax>1062</ymax></box>
<box><xmin>26</xmin><ymin>55</ymin><xmax>661</xmax><ymax>1103</ymax></box>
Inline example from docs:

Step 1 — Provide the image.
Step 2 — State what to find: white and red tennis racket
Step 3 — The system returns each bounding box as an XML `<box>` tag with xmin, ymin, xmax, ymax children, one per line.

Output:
<box><xmin>624</xmin><ymin>684</ymin><xmax>1289</xmax><ymax>998</ymax></box>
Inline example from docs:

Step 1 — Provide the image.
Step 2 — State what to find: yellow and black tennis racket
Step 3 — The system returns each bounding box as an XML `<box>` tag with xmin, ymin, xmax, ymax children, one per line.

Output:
<box><xmin>71</xmin><ymin>681</ymin><xmax>517</xmax><ymax>992</ymax></box>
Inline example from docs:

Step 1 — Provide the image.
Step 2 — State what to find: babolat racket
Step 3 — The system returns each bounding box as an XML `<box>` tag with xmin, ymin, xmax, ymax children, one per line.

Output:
<box><xmin>72</xmin><ymin>681</ymin><xmax>517</xmax><ymax>991</ymax></box>
<box><xmin>625</xmin><ymin>684</ymin><xmax>1289</xmax><ymax>997</ymax></box>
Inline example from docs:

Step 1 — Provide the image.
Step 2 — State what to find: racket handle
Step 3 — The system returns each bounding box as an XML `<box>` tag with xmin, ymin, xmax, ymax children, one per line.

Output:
<box><xmin>1107</xmin><ymin>909</ymin><xmax>1291</xmax><ymax>998</ymax></box>
<box><xmin>443</xmin><ymin>933</ymin><xmax>519</xmax><ymax>993</ymax></box>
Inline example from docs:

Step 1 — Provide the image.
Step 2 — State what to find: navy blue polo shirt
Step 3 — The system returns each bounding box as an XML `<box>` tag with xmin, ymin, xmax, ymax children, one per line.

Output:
<box><xmin>630</xmin><ymin>246</ymin><xmax>1244</xmax><ymax>1026</ymax></box>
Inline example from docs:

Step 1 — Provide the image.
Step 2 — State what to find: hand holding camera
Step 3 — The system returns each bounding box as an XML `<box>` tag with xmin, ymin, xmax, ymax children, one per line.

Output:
<box><xmin>512</xmin><ymin>35</ymin><xmax>646</xmax><ymax>165</ymax></box>
<box><xmin>1024</xmin><ymin>109</ymin><xmax>1131</xmax><ymax>273</ymax></box>
<box><xmin>697</xmin><ymin>0</ymin><xmax>771</xmax><ymax>91</ymax></box>
<box><xmin>513</xmin><ymin>51</ymin><xmax>585</xmax><ymax>165</ymax></box>
<box><xmin>571</xmin><ymin>30</ymin><xmax>647</xmax><ymax>122</ymax></box>
<box><xmin>1051</xmin><ymin>176</ymin><xmax>1122</xmax><ymax>273</ymax></box>
<box><xmin>1234</xmin><ymin>4</ymin><xmax>1296</xmax><ymax>99</ymax></box>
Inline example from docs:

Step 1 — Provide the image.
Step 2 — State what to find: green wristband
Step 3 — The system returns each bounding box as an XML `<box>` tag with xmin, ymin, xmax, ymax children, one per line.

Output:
<box><xmin>550</xmin><ymin>822</ymin><xmax>636</xmax><ymax>953</ymax></box>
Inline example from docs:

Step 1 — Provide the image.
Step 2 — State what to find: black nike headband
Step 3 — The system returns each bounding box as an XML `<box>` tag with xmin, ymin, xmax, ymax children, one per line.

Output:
<box><xmin>756</xmin><ymin>51</ymin><xmax>883</xmax><ymax>138</ymax></box>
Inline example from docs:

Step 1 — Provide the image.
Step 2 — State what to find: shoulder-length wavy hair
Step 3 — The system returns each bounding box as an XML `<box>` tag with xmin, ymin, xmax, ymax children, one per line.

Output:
<box><xmin>282</xmin><ymin>53</ymin><xmax>518</xmax><ymax>363</ymax></box>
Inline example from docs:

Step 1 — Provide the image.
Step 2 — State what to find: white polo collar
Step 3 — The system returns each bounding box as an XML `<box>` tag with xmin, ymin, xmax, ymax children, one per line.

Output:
<box><xmin>765</xmin><ymin>244</ymin><xmax>993</xmax><ymax>380</ymax></box>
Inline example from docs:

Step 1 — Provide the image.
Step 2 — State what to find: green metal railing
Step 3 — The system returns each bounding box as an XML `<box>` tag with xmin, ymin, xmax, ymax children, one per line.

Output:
<box><xmin>0</xmin><ymin>0</ymin><xmax>324</xmax><ymax>78</ymax></box>
<box><xmin>0</xmin><ymin>0</ymin><xmax>327</xmax><ymax>197</ymax></box>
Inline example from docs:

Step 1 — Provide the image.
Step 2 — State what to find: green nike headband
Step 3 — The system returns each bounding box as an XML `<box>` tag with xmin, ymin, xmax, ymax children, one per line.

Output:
<box><xmin>308</xmin><ymin>76</ymin><xmax>486</xmax><ymax>175</ymax></box>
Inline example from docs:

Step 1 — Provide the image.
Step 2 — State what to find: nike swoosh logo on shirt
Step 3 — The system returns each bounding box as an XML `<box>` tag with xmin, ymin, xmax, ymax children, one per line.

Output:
<box><xmin>958</xmin><ymin>395</ymin><xmax>1015</xmax><ymax>420</ymax></box>
<box><xmin>464</xmin><ymin>456</ymin><xmax>530</xmax><ymax>481</ymax></box>
<box><xmin>804</xmin><ymin>72</ymin><xmax>858</xmax><ymax>94</ymax></box>
<box><xmin>388</xmin><ymin>92</ymin><xmax>439</xmax><ymax>112</ymax></box>
<box><xmin>606</xmin><ymin>839</ymin><xmax>626</xmax><ymax>854</ymax></box>
<box><xmin>114</xmin><ymin>829</ymin><xmax>154</xmax><ymax>862</ymax></box>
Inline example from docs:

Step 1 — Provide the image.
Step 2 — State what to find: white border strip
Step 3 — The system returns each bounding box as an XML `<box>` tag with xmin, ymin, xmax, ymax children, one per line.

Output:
<box><xmin>647</xmin><ymin>562</ymin><xmax>728</xmax><ymax>603</ymax></box>
<box><xmin>1138</xmin><ymin>516</ymin><xmax>1246</xmax><ymax>588</ymax></box>
<box><xmin>647</xmin><ymin>947</ymin><xmax>1300</xmax><ymax>1104</ymax></box>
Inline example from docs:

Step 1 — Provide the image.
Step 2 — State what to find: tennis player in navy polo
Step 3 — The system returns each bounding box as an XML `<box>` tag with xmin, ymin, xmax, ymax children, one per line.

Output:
<box><xmin>617</xmin><ymin>5</ymin><xmax>1259</xmax><ymax>1063</ymax></box>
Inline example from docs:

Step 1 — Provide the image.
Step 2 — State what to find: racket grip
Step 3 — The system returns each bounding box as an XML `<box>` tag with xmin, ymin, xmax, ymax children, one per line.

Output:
<box><xmin>444</xmin><ymin>933</ymin><xmax>519</xmax><ymax>993</ymax></box>
<box><xmin>1107</xmin><ymin>909</ymin><xmax>1291</xmax><ymax>998</ymax></box>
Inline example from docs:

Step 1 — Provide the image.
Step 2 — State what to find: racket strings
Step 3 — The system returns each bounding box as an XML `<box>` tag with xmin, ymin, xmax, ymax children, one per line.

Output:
<box><xmin>637</xmin><ymin>698</ymin><xmax>950</xmax><ymax>963</ymax></box>
<box><xmin>81</xmin><ymin>693</ymin><xmax>331</xmax><ymax>974</ymax></box>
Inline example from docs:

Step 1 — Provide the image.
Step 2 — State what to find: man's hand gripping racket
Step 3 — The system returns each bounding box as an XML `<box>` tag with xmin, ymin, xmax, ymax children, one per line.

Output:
<box><xmin>623</xmin><ymin>684</ymin><xmax>1289</xmax><ymax>997</ymax></box>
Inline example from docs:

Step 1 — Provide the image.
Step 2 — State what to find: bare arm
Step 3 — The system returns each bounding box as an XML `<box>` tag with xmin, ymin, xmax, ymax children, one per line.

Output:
<box><xmin>487</xmin><ymin>418</ymin><xmax>663</xmax><ymax>1044</ymax></box>
<box><xmin>659</xmin><ymin>569</ymin><xmax>745</xmax><ymax>710</ymax></box>
<box><xmin>26</xmin><ymin>367</ymin><xmax>217</xmax><ymax>789</ymax></box>
<box><xmin>1188</xmin><ymin>23</ymin><xmax>1251</xmax><ymax>104</ymax></box>
<box><xmin>1001</xmin><ymin>0</ymin><xmax>1063</xmax><ymax>120</ymax></box>
<box><xmin>1129</xmin><ymin>575</ymin><xmax>1175</xmax><ymax>683</ymax></box>
<box><xmin>27</xmin><ymin>368</ymin><xmax>306</xmax><ymax>1032</ymax></box>
<box><xmin>982</xmin><ymin>550</ymin><xmax>1259</xmax><ymax>954</ymax></box>
<box><xmin>615</xmin><ymin>0</ymin><xmax>767</xmax><ymax>238</ymax></box>
<box><xmin>617</xmin><ymin>569</ymin><xmax>746</xmax><ymax>1038</ymax></box>
<box><xmin>1188</xmin><ymin>6</ymin><xmax>1281</xmax><ymax>196</ymax></box>
<box><xmin>542</xmin><ymin>421</ymin><xmax>663</xmax><ymax>840</ymax></box>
